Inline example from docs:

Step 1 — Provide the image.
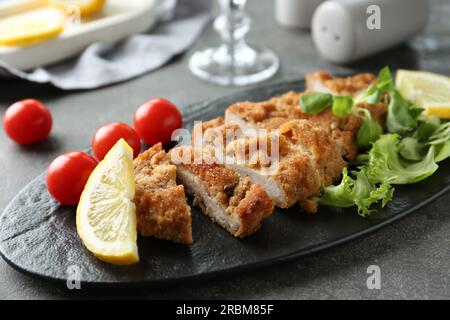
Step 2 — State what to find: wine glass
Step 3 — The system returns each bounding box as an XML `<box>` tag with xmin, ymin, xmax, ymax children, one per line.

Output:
<box><xmin>189</xmin><ymin>0</ymin><xmax>280</xmax><ymax>86</ymax></box>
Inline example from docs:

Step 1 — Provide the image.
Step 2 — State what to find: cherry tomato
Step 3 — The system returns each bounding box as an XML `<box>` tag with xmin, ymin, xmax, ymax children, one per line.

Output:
<box><xmin>46</xmin><ymin>152</ymin><xmax>98</xmax><ymax>206</ymax></box>
<box><xmin>3</xmin><ymin>99</ymin><xmax>52</xmax><ymax>145</ymax></box>
<box><xmin>133</xmin><ymin>99</ymin><xmax>183</xmax><ymax>145</ymax></box>
<box><xmin>92</xmin><ymin>122</ymin><xmax>141</xmax><ymax>160</ymax></box>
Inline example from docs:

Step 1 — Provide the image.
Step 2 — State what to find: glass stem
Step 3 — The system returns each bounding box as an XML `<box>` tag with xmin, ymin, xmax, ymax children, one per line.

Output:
<box><xmin>215</xmin><ymin>0</ymin><xmax>250</xmax><ymax>71</ymax></box>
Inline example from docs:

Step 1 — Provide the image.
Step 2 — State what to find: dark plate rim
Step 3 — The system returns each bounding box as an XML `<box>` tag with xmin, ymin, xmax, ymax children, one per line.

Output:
<box><xmin>1</xmin><ymin>77</ymin><xmax>450</xmax><ymax>288</ymax></box>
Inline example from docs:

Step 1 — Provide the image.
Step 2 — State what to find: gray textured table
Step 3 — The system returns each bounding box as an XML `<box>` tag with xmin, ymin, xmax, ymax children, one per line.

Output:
<box><xmin>0</xmin><ymin>0</ymin><xmax>449</xmax><ymax>300</ymax></box>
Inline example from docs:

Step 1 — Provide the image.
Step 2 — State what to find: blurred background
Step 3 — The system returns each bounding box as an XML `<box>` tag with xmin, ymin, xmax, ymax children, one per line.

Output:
<box><xmin>0</xmin><ymin>0</ymin><xmax>449</xmax><ymax>300</ymax></box>
<box><xmin>0</xmin><ymin>0</ymin><xmax>448</xmax><ymax>89</ymax></box>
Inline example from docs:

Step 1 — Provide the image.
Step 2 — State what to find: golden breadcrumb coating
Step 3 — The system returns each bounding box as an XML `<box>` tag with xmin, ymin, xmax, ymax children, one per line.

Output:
<box><xmin>226</xmin><ymin>90</ymin><xmax>387</xmax><ymax>160</ymax></box>
<box><xmin>193</xmin><ymin>118</ymin><xmax>242</xmax><ymax>149</ymax></box>
<box><xmin>226</xmin><ymin>94</ymin><xmax>304</xmax><ymax>129</ymax></box>
<box><xmin>172</xmin><ymin>147</ymin><xmax>274</xmax><ymax>237</ymax></box>
<box><xmin>134</xmin><ymin>143</ymin><xmax>192</xmax><ymax>244</ymax></box>
<box><xmin>198</xmin><ymin>118</ymin><xmax>343</xmax><ymax>212</ymax></box>
<box><xmin>195</xmin><ymin>125</ymin><xmax>317</xmax><ymax>211</ymax></box>
<box><xmin>306</xmin><ymin>71</ymin><xmax>376</xmax><ymax>97</ymax></box>
<box><xmin>280</xmin><ymin>120</ymin><xmax>346</xmax><ymax>186</ymax></box>
<box><xmin>225</xmin><ymin>133</ymin><xmax>322</xmax><ymax>210</ymax></box>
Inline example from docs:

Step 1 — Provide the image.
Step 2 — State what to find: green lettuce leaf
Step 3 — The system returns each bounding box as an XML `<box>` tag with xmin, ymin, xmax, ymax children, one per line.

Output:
<box><xmin>414</xmin><ymin>115</ymin><xmax>441</xmax><ymax>141</ymax></box>
<box><xmin>366</xmin><ymin>134</ymin><xmax>438</xmax><ymax>184</ymax></box>
<box><xmin>386</xmin><ymin>92</ymin><xmax>418</xmax><ymax>134</ymax></box>
<box><xmin>356</xmin><ymin>67</ymin><xmax>421</xmax><ymax>135</ymax></box>
<box><xmin>319</xmin><ymin>168</ymin><xmax>394</xmax><ymax>217</ymax></box>
<box><xmin>399</xmin><ymin>137</ymin><xmax>427</xmax><ymax>161</ymax></box>
<box><xmin>318</xmin><ymin>66</ymin><xmax>450</xmax><ymax>217</ymax></box>
<box><xmin>428</xmin><ymin>122</ymin><xmax>450</xmax><ymax>145</ymax></box>
<box><xmin>356</xmin><ymin>108</ymin><xmax>383</xmax><ymax>148</ymax></box>
<box><xmin>356</xmin><ymin>67</ymin><xmax>395</xmax><ymax>104</ymax></box>
<box><xmin>434</xmin><ymin>141</ymin><xmax>450</xmax><ymax>163</ymax></box>
<box><xmin>427</xmin><ymin>122</ymin><xmax>450</xmax><ymax>162</ymax></box>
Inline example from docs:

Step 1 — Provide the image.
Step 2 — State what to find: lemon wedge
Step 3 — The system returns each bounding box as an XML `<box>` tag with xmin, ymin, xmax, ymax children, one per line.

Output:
<box><xmin>46</xmin><ymin>0</ymin><xmax>106</xmax><ymax>16</ymax></box>
<box><xmin>0</xmin><ymin>7</ymin><xmax>65</xmax><ymax>47</ymax></box>
<box><xmin>77</xmin><ymin>139</ymin><xmax>139</xmax><ymax>265</ymax></box>
<box><xmin>396</xmin><ymin>69</ymin><xmax>450</xmax><ymax>119</ymax></box>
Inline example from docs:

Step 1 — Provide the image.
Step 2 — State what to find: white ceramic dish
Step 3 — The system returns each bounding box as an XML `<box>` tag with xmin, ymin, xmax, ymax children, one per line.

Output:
<box><xmin>0</xmin><ymin>0</ymin><xmax>158</xmax><ymax>70</ymax></box>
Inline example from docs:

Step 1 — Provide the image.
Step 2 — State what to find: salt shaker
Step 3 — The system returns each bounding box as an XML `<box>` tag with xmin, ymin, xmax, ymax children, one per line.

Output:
<box><xmin>275</xmin><ymin>0</ymin><xmax>324</xmax><ymax>29</ymax></box>
<box><xmin>311</xmin><ymin>0</ymin><xmax>429</xmax><ymax>63</ymax></box>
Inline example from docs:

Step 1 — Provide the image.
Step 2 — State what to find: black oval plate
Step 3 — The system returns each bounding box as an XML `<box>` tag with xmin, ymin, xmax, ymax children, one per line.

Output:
<box><xmin>1</xmin><ymin>79</ymin><xmax>450</xmax><ymax>287</ymax></box>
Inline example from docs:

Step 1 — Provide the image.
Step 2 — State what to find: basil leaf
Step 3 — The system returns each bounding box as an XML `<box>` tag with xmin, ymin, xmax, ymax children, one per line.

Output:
<box><xmin>386</xmin><ymin>92</ymin><xmax>418</xmax><ymax>133</ymax></box>
<box><xmin>357</xmin><ymin>109</ymin><xmax>382</xmax><ymax>148</ymax></box>
<box><xmin>332</xmin><ymin>96</ymin><xmax>354</xmax><ymax>117</ymax></box>
<box><xmin>300</xmin><ymin>93</ymin><xmax>333</xmax><ymax>115</ymax></box>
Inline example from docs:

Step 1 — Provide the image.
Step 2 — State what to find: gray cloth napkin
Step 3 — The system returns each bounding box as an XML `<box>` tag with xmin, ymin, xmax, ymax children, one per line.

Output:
<box><xmin>0</xmin><ymin>0</ymin><xmax>211</xmax><ymax>90</ymax></box>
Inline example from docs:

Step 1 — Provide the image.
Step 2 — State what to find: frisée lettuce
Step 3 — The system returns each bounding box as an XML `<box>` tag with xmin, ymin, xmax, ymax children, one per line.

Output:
<box><xmin>319</xmin><ymin>168</ymin><xmax>394</xmax><ymax>217</ymax></box>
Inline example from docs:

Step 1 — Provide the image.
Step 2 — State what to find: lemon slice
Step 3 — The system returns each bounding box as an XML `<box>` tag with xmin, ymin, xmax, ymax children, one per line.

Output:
<box><xmin>0</xmin><ymin>7</ymin><xmax>65</xmax><ymax>47</ymax></box>
<box><xmin>396</xmin><ymin>69</ymin><xmax>450</xmax><ymax>119</ymax></box>
<box><xmin>46</xmin><ymin>0</ymin><xmax>106</xmax><ymax>16</ymax></box>
<box><xmin>77</xmin><ymin>139</ymin><xmax>139</xmax><ymax>265</ymax></box>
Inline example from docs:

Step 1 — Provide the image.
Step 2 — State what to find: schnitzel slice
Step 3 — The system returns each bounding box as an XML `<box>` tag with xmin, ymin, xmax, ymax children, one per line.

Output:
<box><xmin>194</xmin><ymin>118</ymin><xmax>345</xmax><ymax>212</ymax></box>
<box><xmin>134</xmin><ymin>143</ymin><xmax>193</xmax><ymax>244</ymax></box>
<box><xmin>171</xmin><ymin>146</ymin><xmax>274</xmax><ymax>237</ymax></box>
<box><xmin>306</xmin><ymin>71</ymin><xmax>376</xmax><ymax>97</ymax></box>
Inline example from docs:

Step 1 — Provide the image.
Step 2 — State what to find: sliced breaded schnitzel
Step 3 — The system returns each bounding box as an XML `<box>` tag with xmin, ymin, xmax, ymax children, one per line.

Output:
<box><xmin>306</xmin><ymin>71</ymin><xmax>376</xmax><ymax>97</ymax></box>
<box><xmin>171</xmin><ymin>147</ymin><xmax>274</xmax><ymax>237</ymax></box>
<box><xmin>224</xmin><ymin>91</ymin><xmax>361</xmax><ymax>159</ymax></box>
<box><xmin>195</xmin><ymin>118</ymin><xmax>345</xmax><ymax>212</ymax></box>
<box><xmin>225</xmin><ymin>80</ymin><xmax>387</xmax><ymax>160</ymax></box>
<box><xmin>224</xmin><ymin>91</ymin><xmax>304</xmax><ymax>132</ymax></box>
<box><xmin>225</xmin><ymin>135</ymin><xmax>322</xmax><ymax>210</ymax></box>
<box><xmin>134</xmin><ymin>143</ymin><xmax>192</xmax><ymax>244</ymax></box>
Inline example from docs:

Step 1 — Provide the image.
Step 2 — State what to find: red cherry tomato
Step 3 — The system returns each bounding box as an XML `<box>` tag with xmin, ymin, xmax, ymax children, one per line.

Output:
<box><xmin>133</xmin><ymin>99</ymin><xmax>183</xmax><ymax>145</ymax></box>
<box><xmin>92</xmin><ymin>122</ymin><xmax>141</xmax><ymax>160</ymax></box>
<box><xmin>3</xmin><ymin>99</ymin><xmax>52</xmax><ymax>145</ymax></box>
<box><xmin>46</xmin><ymin>152</ymin><xmax>98</xmax><ymax>206</ymax></box>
